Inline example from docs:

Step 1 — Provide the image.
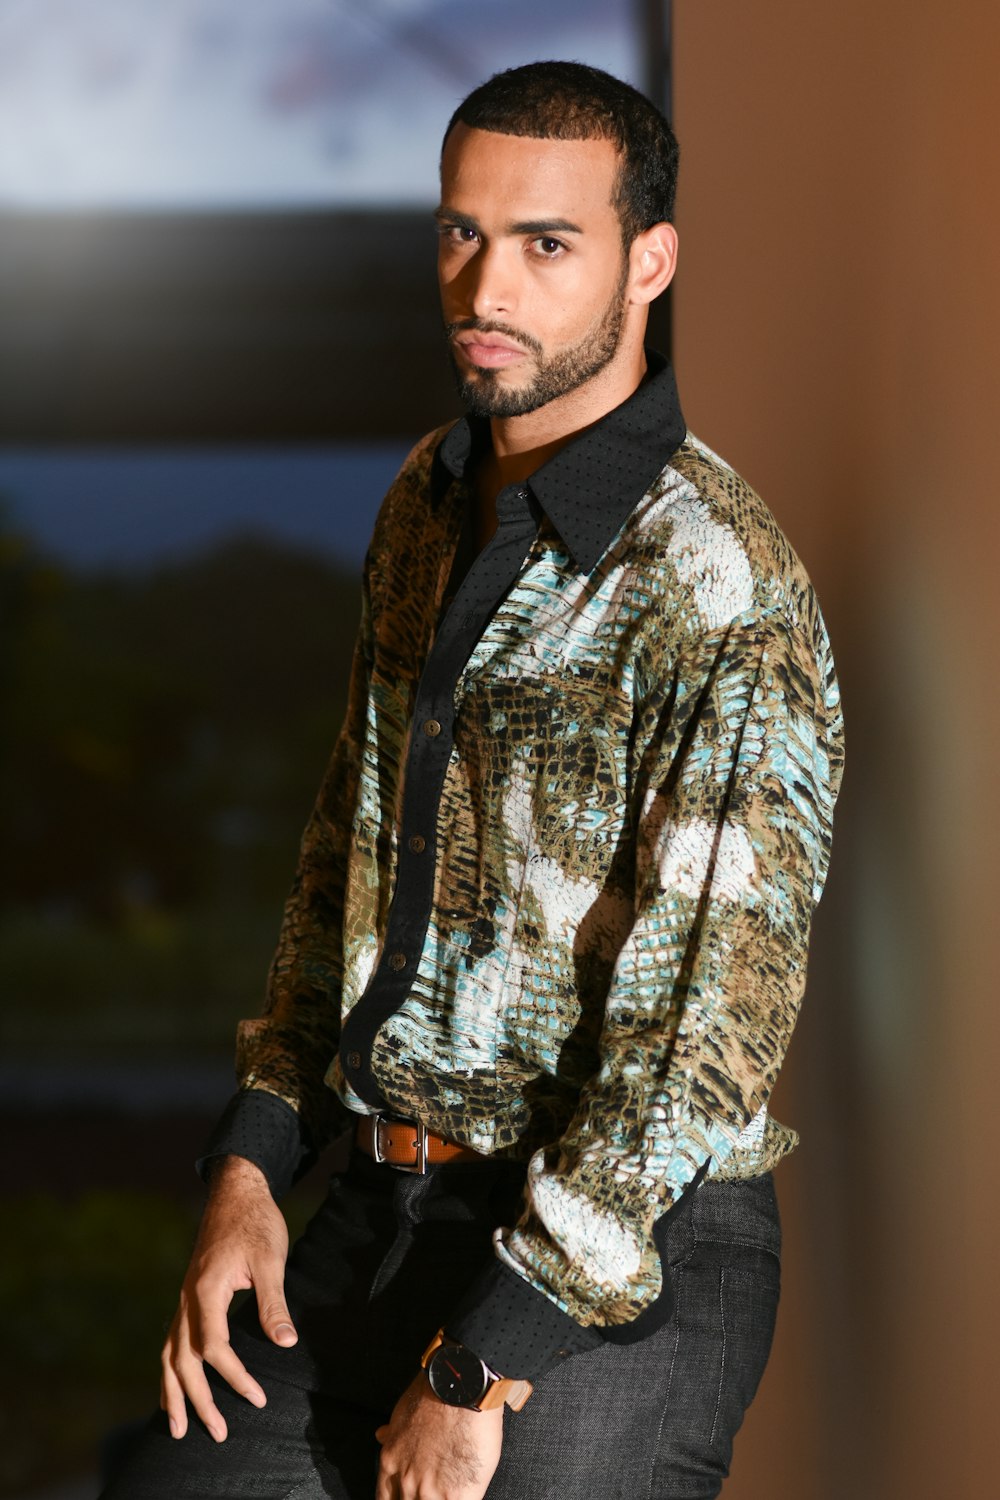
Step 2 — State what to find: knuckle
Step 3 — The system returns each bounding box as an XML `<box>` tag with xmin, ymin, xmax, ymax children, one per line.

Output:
<box><xmin>194</xmin><ymin>1396</ymin><xmax>220</xmax><ymax>1428</ymax></box>
<box><xmin>257</xmin><ymin>1297</ymin><xmax>288</xmax><ymax>1323</ymax></box>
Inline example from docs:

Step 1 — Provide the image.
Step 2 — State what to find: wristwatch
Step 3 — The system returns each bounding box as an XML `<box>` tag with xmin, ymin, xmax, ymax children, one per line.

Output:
<box><xmin>420</xmin><ymin>1330</ymin><xmax>533</xmax><ymax>1412</ymax></box>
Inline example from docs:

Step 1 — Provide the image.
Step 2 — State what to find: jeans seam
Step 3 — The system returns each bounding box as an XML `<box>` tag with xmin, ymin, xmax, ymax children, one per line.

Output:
<box><xmin>709</xmin><ymin>1267</ymin><xmax>727</xmax><ymax>1446</ymax></box>
<box><xmin>647</xmin><ymin>1243</ymin><xmax>696</xmax><ymax>1500</ymax></box>
<box><xmin>690</xmin><ymin>1233</ymin><xmax>780</xmax><ymax>1258</ymax></box>
<box><xmin>282</xmin><ymin>1463</ymin><xmax>330</xmax><ymax>1500</ymax></box>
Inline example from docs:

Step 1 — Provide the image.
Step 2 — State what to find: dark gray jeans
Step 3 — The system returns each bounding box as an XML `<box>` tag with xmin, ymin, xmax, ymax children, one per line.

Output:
<box><xmin>103</xmin><ymin>1144</ymin><xmax>780</xmax><ymax>1499</ymax></box>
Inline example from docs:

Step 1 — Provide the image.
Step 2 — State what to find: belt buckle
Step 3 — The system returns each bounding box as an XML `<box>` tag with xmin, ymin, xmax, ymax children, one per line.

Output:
<box><xmin>373</xmin><ymin>1113</ymin><xmax>429</xmax><ymax>1174</ymax></box>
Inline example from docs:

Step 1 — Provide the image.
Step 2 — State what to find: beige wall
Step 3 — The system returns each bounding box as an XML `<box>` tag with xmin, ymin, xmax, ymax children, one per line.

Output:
<box><xmin>672</xmin><ymin>3</ymin><xmax>1000</xmax><ymax>1496</ymax></box>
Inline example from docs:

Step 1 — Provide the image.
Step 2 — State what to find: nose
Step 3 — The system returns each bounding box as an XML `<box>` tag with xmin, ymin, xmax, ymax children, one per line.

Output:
<box><xmin>471</xmin><ymin>242</ymin><xmax>516</xmax><ymax>319</ymax></box>
<box><xmin>448</xmin><ymin>240</ymin><xmax>517</xmax><ymax>322</ymax></box>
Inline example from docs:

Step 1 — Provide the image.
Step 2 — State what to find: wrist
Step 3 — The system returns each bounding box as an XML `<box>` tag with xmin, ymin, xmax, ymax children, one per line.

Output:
<box><xmin>206</xmin><ymin>1153</ymin><xmax>270</xmax><ymax>1197</ymax></box>
<box><xmin>420</xmin><ymin>1329</ymin><xmax>532</xmax><ymax>1413</ymax></box>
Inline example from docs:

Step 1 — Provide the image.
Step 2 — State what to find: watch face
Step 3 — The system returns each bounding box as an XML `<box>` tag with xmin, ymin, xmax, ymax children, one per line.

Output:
<box><xmin>427</xmin><ymin>1342</ymin><xmax>490</xmax><ymax>1408</ymax></box>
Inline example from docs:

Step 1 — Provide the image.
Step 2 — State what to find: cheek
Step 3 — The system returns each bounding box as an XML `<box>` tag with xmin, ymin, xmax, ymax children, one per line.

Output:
<box><xmin>537</xmin><ymin>283</ymin><xmax>613</xmax><ymax>344</ymax></box>
<box><xmin>437</xmin><ymin>246</ymin><xmax>475</xmax><ymax>305</ymax></box>
<box><xmin>437</xmin><ymin>254</ymin><xmax>458</xmax><ymax>300</ymax></box>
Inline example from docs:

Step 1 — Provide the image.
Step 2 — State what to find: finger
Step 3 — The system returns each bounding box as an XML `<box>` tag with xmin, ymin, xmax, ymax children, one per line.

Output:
<box><xmin>159</xmin><ymin>1359</ymin><xmax>189</xmax><ymax>1441</ymax></box>
<box><xmin>174</xmin><ymin>1353</ymin><xmax>229</xmax><ymax>1443</ymax></box>
<box><xmin>190</xmin><ymin>1278</ymin><xmax>264</xmax><ymax>1401</ymax></box>
<box><xmin>373</xmin><ymin>1460</ymin><xmax>395</xmax><ymax>1500</ymax></box>
<box><xmin>200</xmin><ymin>1336</ymin><xmax>267</xmax><ymax>1410</ymax></box>
<box><xmin>254</xmin><ymin>1277</ymin><xmax>298</xmax><ymax>1347</ymax></box>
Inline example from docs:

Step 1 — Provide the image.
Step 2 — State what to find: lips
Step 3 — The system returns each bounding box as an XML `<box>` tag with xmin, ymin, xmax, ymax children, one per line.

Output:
<box><xmin>457</xmin><ymin>331</ymin><xmax>523</xmax><ymax>352</ymax></box>
<box><xmin>454</xmin><ymin>332</ymin><xmax>527</xmax><ymax>369</ymax></box>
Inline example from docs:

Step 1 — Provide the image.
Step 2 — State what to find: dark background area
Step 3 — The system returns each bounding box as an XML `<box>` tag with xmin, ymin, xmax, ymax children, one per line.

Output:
<box><xmin>0</xmin><ymin>10</ymin><xmax>671</xmax><ymax>1496</ymax></box>
<box><xmin>0</xmin><ymin>216</ymin><xmax>671</xmax><ymax>1499</ymax></box>
<box><xmin>0</xmin><ymin>212</ymin><xmax>454</xmax><ymax>442</ymax></box>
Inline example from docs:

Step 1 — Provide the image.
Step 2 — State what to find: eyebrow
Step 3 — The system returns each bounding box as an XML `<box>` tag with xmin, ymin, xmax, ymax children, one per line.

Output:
<box><xmin>434</xmin><ymin>207</ymin><xmax>584</xmax><ymax>236</ymax></box>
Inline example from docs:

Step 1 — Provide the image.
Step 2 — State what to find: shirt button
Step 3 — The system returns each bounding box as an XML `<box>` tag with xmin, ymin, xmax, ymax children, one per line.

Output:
<box><xmin>422</xmin><ymin>718</ymin><xmax>442</xmax><ymax>737</ymax></box>
<box><xmin>388</xmin><ymin>951</ymin><xmax>407</xmax><ymax>972</ymax></box>
<box><xmin>346</xmin><ymin>1051</ymin><xmax>361</xmax><ymax>1069</ymax></box>
<box><xmin>408</xmin><ymin>834</ymin><xmax>426</xmax><ymax>853</ymax></box>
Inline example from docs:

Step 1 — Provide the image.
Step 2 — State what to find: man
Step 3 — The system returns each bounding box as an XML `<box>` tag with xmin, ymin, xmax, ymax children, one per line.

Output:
<box><xmin>106</xmin><ymin>61</ymin><xmax>844</xmax><ymax>1500</ymax></box>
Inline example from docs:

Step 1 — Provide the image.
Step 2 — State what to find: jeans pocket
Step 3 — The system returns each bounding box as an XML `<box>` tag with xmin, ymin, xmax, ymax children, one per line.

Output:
<box><xmin>711</xmin><ymin>1249</ymin><xmax>780</xmax><ymax>1445</ymax></box>
<box><xmin>652</xmin><ymin>1240</ymin><xmax>781</xmax><ymax>1493</ymax></box>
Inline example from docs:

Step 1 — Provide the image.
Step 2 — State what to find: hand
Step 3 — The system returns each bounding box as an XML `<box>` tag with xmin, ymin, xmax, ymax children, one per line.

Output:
<box><xmin>160</xmin><ymin>1154</ymin><xmax>296</xmax><ymax>1442</ymax></box>
<box><xmin>374</xmin><ymin>1370</ymin><xmax>503</xmax><ymax>1500</ymax></box>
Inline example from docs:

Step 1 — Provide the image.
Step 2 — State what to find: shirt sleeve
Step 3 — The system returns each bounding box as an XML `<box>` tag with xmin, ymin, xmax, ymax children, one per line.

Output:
<box><xmin>195</xmin><ymin>555</ymin><xmax>377</xmax><ymax>1195</ymax></box>
<box><xmin>445</xmin><ymin>602</ymin><xmax>845</xmax><ymax>1379</ymax></box>
<box><xmin>195</xmin><ymin>1087</ymin><xmax>311</xmax><ymax>1201</ymax></box>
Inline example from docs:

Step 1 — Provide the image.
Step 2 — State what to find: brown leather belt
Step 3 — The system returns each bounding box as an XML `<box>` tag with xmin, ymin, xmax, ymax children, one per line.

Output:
<box><xmin>356</xmin><ymin>1113</ymin><xmax>488</xmax><ymax>1173</ymax></box>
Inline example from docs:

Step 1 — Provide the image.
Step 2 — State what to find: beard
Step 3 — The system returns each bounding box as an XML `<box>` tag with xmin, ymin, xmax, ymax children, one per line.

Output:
<box><xmin>445</xmin><ymin>261</ymin><xmax>630</xmax><ymax>419</ymax></box>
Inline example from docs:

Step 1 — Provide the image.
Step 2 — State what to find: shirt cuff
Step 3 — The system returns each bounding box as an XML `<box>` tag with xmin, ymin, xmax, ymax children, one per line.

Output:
<box><xmin>195</xmin><ymin>1088</ymin><xmax>311</xmax><ymax>1201</ymax></box>
<box><xmin>443</xmin><ymin>1255</ymin><xmax>603</xmax><ymax>1385</ymax></box>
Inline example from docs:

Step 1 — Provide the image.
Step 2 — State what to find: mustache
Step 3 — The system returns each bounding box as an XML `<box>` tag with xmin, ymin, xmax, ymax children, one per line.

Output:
<box><xmin>443</xmin><ymin>318</ymin><xmax>543</xmax><ymax>359</ymax></box>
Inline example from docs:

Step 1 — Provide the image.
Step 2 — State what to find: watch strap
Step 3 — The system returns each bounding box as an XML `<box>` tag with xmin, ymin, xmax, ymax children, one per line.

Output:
<box><xmin>476</xmin><ymin>1373</ymin><xmax>533</xmax><ymax>1412</ymax></box>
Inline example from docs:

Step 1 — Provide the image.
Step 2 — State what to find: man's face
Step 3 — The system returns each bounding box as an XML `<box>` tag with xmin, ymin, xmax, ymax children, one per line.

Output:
<box><xmin>437</xmin><ymin>125</ymin><xmax>631</xmax><ymax>419</ymax></box>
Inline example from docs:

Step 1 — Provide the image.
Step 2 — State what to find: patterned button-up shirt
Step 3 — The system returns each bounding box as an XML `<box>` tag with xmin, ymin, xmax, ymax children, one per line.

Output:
<box><xmin>205</xmin><ymin>352</ymin><xmax>845</xmax><ymax>1380</ymax></box>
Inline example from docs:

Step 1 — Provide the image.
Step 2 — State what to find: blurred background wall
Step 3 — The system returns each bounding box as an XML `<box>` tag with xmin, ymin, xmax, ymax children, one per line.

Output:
<box><xmin>673</xmin><ymin>4</ymin><xmax>1000</xmax><ymax>1497</ymax></box>
<box><xmin>2</xmin><ymin>2</ymin><xmax>997</xmax><ymax>1497</ymax></box>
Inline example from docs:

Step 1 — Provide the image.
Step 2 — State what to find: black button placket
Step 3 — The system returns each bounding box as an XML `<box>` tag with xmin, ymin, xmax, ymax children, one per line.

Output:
<box><xmin>340</xmin><ymin>484</ymin><xmax>540</xmax><ymax>1107</ymax></box>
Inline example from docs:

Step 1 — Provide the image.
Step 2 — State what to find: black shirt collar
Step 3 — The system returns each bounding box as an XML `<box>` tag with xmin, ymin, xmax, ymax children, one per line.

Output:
<box><xmin>437</xmin><ymin>348</ymin><xmax>686</xmax><ymax>574</ymax></box>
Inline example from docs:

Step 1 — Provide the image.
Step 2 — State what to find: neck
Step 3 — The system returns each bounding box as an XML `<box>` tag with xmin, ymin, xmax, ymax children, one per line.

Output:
<box><xmin>486</xmin><ymin>339</ymin><xmax>649</xmax><ymax>489</ymax></box>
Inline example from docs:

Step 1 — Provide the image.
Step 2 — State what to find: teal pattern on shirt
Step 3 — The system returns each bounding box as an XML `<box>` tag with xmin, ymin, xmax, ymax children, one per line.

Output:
<box><xmin>236</xmin><ymin>425</ymin><xmax>845</xmax><ymax>1329</ymax></box>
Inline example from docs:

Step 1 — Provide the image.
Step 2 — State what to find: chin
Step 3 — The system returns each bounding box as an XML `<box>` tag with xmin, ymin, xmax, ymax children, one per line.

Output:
<box><xmin>451</xmin><ymin>360</ymin><xmax>535</xmax><ymax>419</ymax></box>
<box><xmin>459</xmin><ymin>380</ymin><xmax>545</xmax><ymax>420</ymax></box>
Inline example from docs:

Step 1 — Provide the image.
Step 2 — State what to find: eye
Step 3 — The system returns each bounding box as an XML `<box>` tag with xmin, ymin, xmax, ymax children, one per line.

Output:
<box><xmin>438</xmin><ymin>223</ymin><xmax>479</xmax><ymax>246</ymax></box>
<box><xmin>531</xmin><ymin>235</ymin><xmax>567</xmax><ymax>258</ymax></box>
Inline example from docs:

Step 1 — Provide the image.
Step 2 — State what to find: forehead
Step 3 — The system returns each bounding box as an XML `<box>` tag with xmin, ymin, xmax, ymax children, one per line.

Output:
<box><xmin>439</xmin><ymin>124</ymin><xmax>621</xmax><ymax>224</ymax></box>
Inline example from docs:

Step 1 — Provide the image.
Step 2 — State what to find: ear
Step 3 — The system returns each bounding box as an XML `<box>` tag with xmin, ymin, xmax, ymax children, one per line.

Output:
<box><xmin>627</xmin><ymin>222</ymin><xmax>678</xmax><ymax>306</ymax></box>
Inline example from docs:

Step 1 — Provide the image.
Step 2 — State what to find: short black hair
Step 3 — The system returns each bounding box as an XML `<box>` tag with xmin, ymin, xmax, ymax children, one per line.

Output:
<box><xmin>442</xmin><ymin>60</ymin><xmax>679</xmax><ymax>244</ymax></box>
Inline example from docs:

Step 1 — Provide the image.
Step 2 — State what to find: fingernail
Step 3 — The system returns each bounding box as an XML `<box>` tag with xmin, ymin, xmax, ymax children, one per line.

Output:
<box><xmin>244</xmin><ymin>1388</ymin><xmax>266</xmax><ymax>1408</ymax></box>
<box><xmin>168</xmin><ymin>1418</ymin><xmax>179</xmax><ymax>1439</ymax></box>
<box><xmin>209</xmin><ymin>1423</ymin><xmax>226</xmax><ymax>1443</ymax></box>
<box><xmin>274</xmin><ymin>1323</ymin><xmax>297</xmax><ymax>1345</ymax></box>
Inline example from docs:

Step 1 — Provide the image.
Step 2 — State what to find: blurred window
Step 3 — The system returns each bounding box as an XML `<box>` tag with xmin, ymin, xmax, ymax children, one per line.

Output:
<box><xmin>0</xmin><ymin>0</ymin><xmax>642</xmax><ymax>211</ymax></box>
<box><xmin>0</xmin><ymin>445</ymin><xmax>407</xmax><ymax>572</ymax></box>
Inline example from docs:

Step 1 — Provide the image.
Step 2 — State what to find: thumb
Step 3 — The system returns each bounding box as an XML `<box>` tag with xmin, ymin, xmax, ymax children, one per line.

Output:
<box><xmin>255</xmin><ymin>1279</ymin><xmax>298</xmax><ymax>1347</ymax></box>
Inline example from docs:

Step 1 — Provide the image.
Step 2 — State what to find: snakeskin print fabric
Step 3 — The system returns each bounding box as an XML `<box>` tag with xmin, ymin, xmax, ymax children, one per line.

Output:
<box><xmin>235</xmin><ymin>404</ymin><xmax>845</xmax><ymax>1330</ymax></box>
